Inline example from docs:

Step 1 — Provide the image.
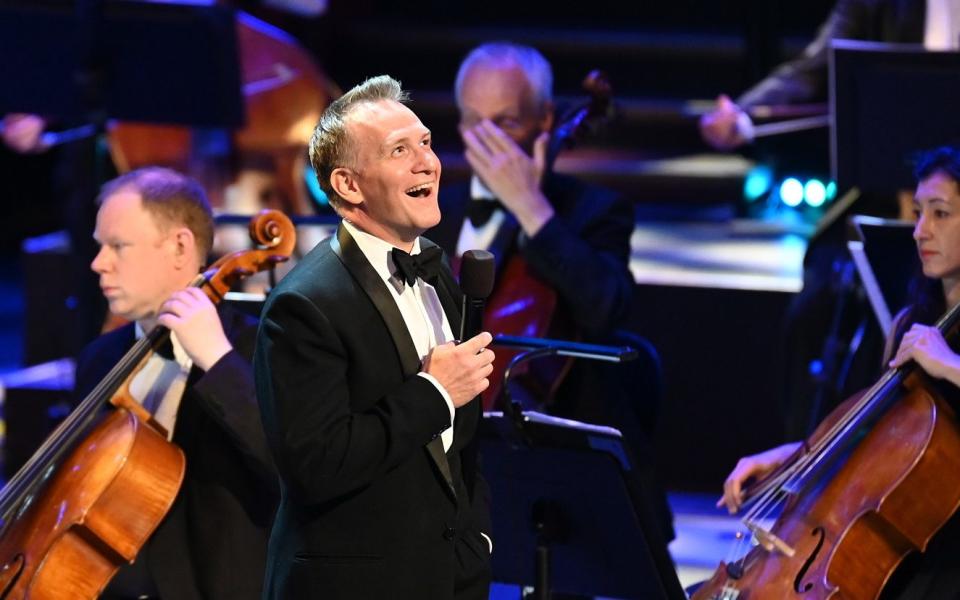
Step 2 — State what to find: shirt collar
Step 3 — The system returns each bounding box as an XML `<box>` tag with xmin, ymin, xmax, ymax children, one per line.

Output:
<box><xmin>470</xmin><ymin>175</ymin><xmax>497</xmax><ymax>201</ymax></box>
<box><xmin>342</xmin><ymin>219</ymin><xmax>422</xmax><ymax>288</ymax></box>
<box><xmin>134</xmin><ymin>321</ymin><xmax>192</xmax><ymax>367</ymax></box>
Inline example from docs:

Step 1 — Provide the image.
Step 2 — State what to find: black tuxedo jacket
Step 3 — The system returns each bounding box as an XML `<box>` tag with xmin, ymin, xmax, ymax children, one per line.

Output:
<box><xmin>427</xmin><ymin>175</ymin><xmax>682</xmax><ymax>576</ymax></box>
<box><xmin>255</xmin><ymin>225</ymin><xmax>491</xmax><ymax>599</ymax></box>
<box><xmin>74</xmin><ymin>306</ymin><xmax>276</xmax><ymax>600</ymax></box>
<box><xmin>426</xmin><ymin>173</ymin><xmax>635</xmax><ymax>339</ymax></box>
<box><xmin>738</xmin><ymin>0</ymin><xmax>924</xmax><ymax>108</ymax></box>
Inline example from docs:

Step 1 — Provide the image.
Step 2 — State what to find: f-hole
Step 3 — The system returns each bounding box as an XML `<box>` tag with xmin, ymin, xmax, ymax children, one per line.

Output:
<box><xmin>794</xmin><ymin>527</ymin><xmax>825</xmax><ymax>593</ymax></box>
<box><xmin>0</xmin><ymin>553</ymin><xmax>25</xmax><ymax>599</ymax></box>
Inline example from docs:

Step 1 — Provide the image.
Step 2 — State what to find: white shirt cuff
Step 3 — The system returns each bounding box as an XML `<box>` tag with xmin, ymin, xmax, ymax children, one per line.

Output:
<box><xmin>480</xmin><ymin>532</ymin><xmax>493</xmax><ymax>554</ymax></box>
<box><xmin>417</xmin><ymin>372</ymin><xmax>455</xmax><ymax>429</ymax></box>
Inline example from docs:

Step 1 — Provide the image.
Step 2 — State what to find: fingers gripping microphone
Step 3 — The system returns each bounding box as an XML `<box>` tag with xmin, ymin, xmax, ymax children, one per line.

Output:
<box><xmin>458</xmin><ymin>250</ymin><xmax>495</xmax><ymax>341</ymax></box>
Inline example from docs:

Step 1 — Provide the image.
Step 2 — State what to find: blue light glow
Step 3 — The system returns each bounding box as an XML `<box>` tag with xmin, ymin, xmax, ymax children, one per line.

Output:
<box><xmin>743</xmin><ymin>166</ymin><xmax>773</xmax><ymax>202</ymax></box>
<box><xmin>804</xmin><ymin>179</ymin><xmax>827</xmax><ymax>207</ymax></box>
<box><xmin>780</xmin><ymin>178</ymin><xmax>804</xmax><ymax>207</ymax></box>
<box><xmin>826</xmin><ymin>181</ymin><xmax>837</xmax><ymax>200</ymax></box>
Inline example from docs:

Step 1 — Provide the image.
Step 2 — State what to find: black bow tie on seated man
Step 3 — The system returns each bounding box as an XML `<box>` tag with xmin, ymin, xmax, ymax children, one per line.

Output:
<box><xmin>391</xmin><ymin>246</ymin><xmax>443</xmax><ymax>287</ymax></box>
<box><xmin>466</xmin><ymin>198</ymin><xmax>505</xmax><ymax>228</ymax></box>
<box><xmin>152</xmin><ymin>335</ymin><xmax>176</xmax><ymax>361</ymax></box>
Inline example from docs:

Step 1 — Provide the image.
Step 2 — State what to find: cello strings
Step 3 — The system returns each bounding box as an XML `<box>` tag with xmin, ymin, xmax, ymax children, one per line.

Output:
<box><xmin>0</xmin><ymin>273</ymin><xmax>212</xmax><ymax>513</ymax></box>
<box><xmin>0</xmin><ymin>334</ymin><xmax>157</xmax><ymax>518</ymax></box>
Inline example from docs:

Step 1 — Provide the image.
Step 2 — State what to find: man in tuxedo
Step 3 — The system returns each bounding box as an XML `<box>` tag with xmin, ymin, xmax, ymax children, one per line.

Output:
<box><xmin>424</xmin><ymin>43</ymin><xmax>677</xmax><ymax>551</ymax></box>
<box><xmin>75</xmin><ymin>167</ymin><xmax>276</xmax><ymax>599</ymax></box>
<box><xmin>255</xmin><ymin>75</ymin><xmax>495</xmax><ymax>599</ymax></box>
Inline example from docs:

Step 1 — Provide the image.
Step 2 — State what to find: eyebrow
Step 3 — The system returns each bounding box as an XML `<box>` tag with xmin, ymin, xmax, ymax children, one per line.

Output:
<box><xmin>381</xmin><ymin>128</ymin><xmax>431</xmax><ymax>152</ymax></box>
<box><xmin>915</xmin><ymin>197</ymin><xmax>948</xmax><ymax>205</ymax></box>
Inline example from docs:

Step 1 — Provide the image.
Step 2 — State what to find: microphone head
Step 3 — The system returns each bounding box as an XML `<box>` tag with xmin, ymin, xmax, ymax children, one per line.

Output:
<box><xmin>459</xmin><ymin>250</ymin><xmax>495</xmax><ymax>299</ymax></box>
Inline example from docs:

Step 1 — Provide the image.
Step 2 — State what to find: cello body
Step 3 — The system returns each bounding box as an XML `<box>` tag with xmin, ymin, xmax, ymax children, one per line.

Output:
<box><xmin>0</xmin><ymin>210</ymin><xmax>295</xmax><ymax>599</ymax></box>
<box><xmin>692</xmin><ymin>377</ymin><xmax>960</xmax><ymax>600</ymax></box>
<box><xmin>0</xmin><ymin>410</ymin><xmax>183</xmax><ymax>599</ymax></box>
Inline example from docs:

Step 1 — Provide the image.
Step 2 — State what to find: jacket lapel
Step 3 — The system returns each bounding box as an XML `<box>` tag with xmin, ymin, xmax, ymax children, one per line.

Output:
<box><xmin>331</xmin><ymin>225</ymin><xmax>458</xmax><ymax>500</ymax></box>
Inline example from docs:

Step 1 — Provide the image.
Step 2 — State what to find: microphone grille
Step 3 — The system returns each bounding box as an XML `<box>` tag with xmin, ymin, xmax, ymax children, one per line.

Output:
<box><xmin>459</xmin><ymin>250</ymin><xmax>495</xmax><ymax>298</ymax></box>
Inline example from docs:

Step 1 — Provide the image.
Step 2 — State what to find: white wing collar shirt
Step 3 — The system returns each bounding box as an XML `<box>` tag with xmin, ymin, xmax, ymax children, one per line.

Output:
<box><xmin>342</xmin><ymin>219</ymin><xmax>457</xmax><ymax>451</ymax></box>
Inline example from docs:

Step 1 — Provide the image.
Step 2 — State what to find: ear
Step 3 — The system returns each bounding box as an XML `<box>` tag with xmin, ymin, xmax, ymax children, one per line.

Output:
<box><xmin>330</xmin><ymin>167</ymin><xmax>364</xmax><ymax>209</ymax></box>
<box><xmin>539</xmin><ymin>101</ymin><xmax>555</xmax><ymax>134</ymax></box>
<box><xmin>170</xmin><ymin>226</ymin><xmax>198</xmax><ymax>270</ymax></box>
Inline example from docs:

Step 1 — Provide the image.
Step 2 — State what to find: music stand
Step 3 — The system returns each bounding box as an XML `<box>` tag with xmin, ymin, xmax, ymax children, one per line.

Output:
<box><xmin>483</xmin><ymin>335</ymin><xmax>685</xmax><ymax>600</ymax></box>
<box><xmin>0</xmin><ymin>0</ymin><xmax>243</xmax><ymax>128</ymax></box>
<box><xmin>480</xmin><ymin>412</ymin><xmax>683</xmax><ymax>600</ymax></box>
<box><xmin>846</xmin><ymin>215</ymin><xmax>918</xmax><ymax>336</ymax></box>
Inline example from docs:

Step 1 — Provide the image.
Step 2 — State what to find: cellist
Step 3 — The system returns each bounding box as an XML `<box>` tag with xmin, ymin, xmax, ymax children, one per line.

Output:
<box><xmin>718</xmin><ymin>146</ymin><xmax>960</xmax><ymax>599</ymax></box>
<box><xmin>422</xmin><ymin>42</ymin><xmax>674</xmax><ymax>548</ymax></box>
<box><xmin>76</xmin><ymin>167</ymin><xmax>276</xmax><ymax>599</ymax></box>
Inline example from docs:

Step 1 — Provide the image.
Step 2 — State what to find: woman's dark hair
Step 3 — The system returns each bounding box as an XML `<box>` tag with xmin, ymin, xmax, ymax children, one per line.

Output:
<box><xmin>897</xmin><ymin>146</ymin><xmax>960</xmax><ymax>339</ymax></box>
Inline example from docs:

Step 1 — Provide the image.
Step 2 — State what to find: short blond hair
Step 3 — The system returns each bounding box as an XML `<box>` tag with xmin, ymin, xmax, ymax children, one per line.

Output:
<box><xmin>308</xmin><ymin>75</ymin><xmax>409</xmax><ymax>210</ymax></box>
<box><xmin>98</xmin><ymin>167</ymin><xmax>214</xmax><ymax>262</ymax></box>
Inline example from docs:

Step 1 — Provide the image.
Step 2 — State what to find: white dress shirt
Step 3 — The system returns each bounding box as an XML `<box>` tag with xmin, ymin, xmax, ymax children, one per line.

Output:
<box><xmin>342</xmin><ymin>220</ymin><xmax>457</xmax><ymax>451</ymax></box>
<box><xmin>455</xmin><ymin>176</ymin><xmax>507</xmax><ymax>256</ymax></box>
<box><xmin>925</xmin><ymin>0</ymin><xmax>960</xmax><ymax>49</ymax></box>
<box><xmin>130</xmin><ymin>323</ymin><xmax>193</xmax><ymax>439</ymax></box>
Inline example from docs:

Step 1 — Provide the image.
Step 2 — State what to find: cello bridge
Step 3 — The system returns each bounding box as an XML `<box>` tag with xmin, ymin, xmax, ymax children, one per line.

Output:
<box><xmin>746</xmin><ymin>520</ymin><xmax>796</xmax><ymax>557</ymax></box>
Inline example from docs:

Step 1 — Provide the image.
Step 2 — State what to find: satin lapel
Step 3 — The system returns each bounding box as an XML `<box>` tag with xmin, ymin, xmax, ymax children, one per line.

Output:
<box><xmin>332</xmin><ymin>225</ymin><xmax>420</xmax><ymax>376</ymax></box>
<box><xmin>421</xmin><ymin>237</ymin><xmax>462</xmax><ymax>332</ymax></box>
<box><xmin>423</xmin><ymin>238</ymin><xmax>483</xmax><ymax>447</ymax></box>
<box><xmin>331</xmin><ymin>225</ymin><xmax>457</xmax><ymax>500</ymax></box>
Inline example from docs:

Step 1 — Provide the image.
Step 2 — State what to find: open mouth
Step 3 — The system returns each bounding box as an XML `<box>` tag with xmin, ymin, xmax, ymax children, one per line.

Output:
<box><xmin>405</xmin><ymin>183</ymin><xmax>433</xmax><ymax>198</ymax></box>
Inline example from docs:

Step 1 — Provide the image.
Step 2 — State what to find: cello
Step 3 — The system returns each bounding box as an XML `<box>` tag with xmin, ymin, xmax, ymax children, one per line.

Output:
<box><xmin>0</xmin><ymin>210</ymin><xmax>295</xmax><ymax>599</ymax></box>
<box><xmin>483</xmin><ymin>70</ymin><xmax>613</xmax><ymax>411</ymax></box>
<box><xmin>691</xmin><ymin>300</ymin><xmax>960</xmax><ymax>599</ymax></box>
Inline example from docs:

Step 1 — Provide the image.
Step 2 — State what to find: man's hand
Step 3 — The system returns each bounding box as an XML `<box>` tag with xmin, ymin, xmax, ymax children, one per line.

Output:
<box><xmin>890</xmin><ymin>323</ymin><xmax>960</xmax><ymax>385</ymax></box>
<box><xmin>157</xmin><ymin>288</ymin><xmax>232</xmax><ymax>371</ymax></box>
<box><xmin>461</xmin><ymin>120</ymin><xmax>554</xmax><ymax>236</ymax></box>
<box><xmin>699</xmin><ymin>94</ymin><xmax>753</xmax><ymax>151</ymax></box>
<box><xmin>718</xmin><ymin>442</ymin><xmax>802</xmax><ymax>514</ymax></box>
<box><xmin>422</xmin><ymin>332</ymin><xmax>495</xmax><ymax>408</ymax></box>
<box><xmin>2</xmin><ymin>114</ymin><xmax>49</xmax><ymax>154</ymax></box>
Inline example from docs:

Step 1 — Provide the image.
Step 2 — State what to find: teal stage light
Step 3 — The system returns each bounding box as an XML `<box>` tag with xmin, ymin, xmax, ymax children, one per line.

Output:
<box><xmin>826</xmin><ymin>181</ymin><xmax>837</xmax><ymax>200</ymax></box>
<box><xmin>780</xmin><ymin>178</ymin><xmax>804</xmax><ymax>207</ymax></box>
<box><xmin>305</xmin><ymin>164</ymin><xmax>330</xmax><ymax>206</ymax></box>
<box><xmin>804</xmin><ymin>179</ymin><xmax>827</xmax><ymax>207</ymax></box>
<box><xmin>743</xmin><ymin>166</ymin><xmax>773</xmax><ymax>202</ymax></box>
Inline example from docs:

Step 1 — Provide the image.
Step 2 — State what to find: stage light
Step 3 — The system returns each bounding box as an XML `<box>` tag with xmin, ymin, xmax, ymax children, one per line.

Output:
<box><xmin>743</xmin><ymin>166</ymin><xmax>773</xmax><ymax>202</ymax></box>
<box><xmin>780</xmin><ymin>178</ymin><xmax>804</xmax><ymax>207</ymax></box>
<box><xmin>804</xmin><ymin>179</ymin><xmax>827</xmax><ymax>207</ymax></box>
<box><xmin>826</xmin><ymin>181</ymin><xmax>837</xmax><ymax>200</ymax></box>
<box><xmin>304</xmin><ymin>164</ymin><xmax>329</xmax><ymax>206</ymax></box>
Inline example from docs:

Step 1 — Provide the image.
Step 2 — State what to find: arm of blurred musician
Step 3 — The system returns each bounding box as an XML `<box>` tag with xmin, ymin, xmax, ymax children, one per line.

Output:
<box><xmin>1</xmin><ymin>114</ymin><xmax>49</xmax><ymax>154</ymax></box>
<box><xmin>700</xmin><ymin>0</ymin><xmax>873</xmax><ymax>150</ymax></box>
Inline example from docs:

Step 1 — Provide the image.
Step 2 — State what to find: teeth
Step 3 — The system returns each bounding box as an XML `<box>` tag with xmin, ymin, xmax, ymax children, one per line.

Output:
<box><xmin>406</xmin><ymin>183</ymin><xmax>432</xmax><ymax>194</ymax></box>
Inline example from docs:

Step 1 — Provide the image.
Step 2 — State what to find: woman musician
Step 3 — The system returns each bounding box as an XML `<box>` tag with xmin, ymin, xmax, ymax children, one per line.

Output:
<box><xmin>717</xmin><ymin>146</ymin><xmax>960</xmax><ymax>599</ymax></box>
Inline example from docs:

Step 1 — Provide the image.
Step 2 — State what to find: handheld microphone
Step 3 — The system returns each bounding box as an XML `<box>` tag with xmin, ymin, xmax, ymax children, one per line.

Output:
<box><xmin>458</xmin><ymin>250</ymin><xmax>495</xmax><ymax>341</ymax></box>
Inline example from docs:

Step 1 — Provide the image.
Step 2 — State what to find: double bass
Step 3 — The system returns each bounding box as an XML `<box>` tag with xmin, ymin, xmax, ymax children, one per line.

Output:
<box><xmin>109</xmin><ymin>8</ymin><xmax>337</xmax><ymax>216</ymax></box>
<box><xmin>0</xmin><ymin>210</ymin><xmax>295</xmax><ymax>599</ymax></box>
<box><xmin>692</xmin><ymin>301</ymin><xmax>960</xmax><ymax>599</ymax></box>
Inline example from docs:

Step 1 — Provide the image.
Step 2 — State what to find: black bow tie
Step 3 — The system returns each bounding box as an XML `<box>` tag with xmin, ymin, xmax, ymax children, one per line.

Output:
<box><xmin>152</xmin><ymin>335</ymin><xmax>176</xmax><ymax>361</ymax></box>
<box><xmin>466</xmin><ymin>199</ymin><xmax>504</xmax><ymax>228</ymax></box>
<box><xmin>391</xmin><ymin>246</ymin><xmax>443</xmax><ymax>287</ymax></box>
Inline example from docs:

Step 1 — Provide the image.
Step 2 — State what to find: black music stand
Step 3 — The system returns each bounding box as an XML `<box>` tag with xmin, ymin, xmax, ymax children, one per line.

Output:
<box><xmin>480</xmin><ymin>412</ymin><xmax>683</xmax><ymax>600</ymax></box>
<box><xmin>483</xmin><ymin>335</ymin><xmax>685</xmax><ymax>600</ymax></box>
<box><xmin>0</xmin><ymin>1</ymin><xmax>243</xmax><ymax>128</ymax></box>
